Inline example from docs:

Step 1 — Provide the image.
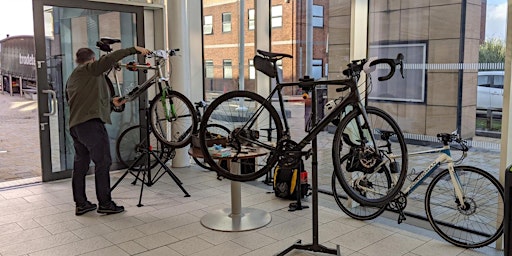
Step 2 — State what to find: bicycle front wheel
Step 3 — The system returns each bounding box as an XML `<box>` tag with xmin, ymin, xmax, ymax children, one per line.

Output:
<box><xmin>332</xmin><ymin>106</ymin><xmax>408</xmax><ymax>207</ymax></box>
<box><xmin>199</xmin><ymin>90</ymin><xmax>283</xmax><ymax>182</ymax></box>
<box><xmin>425</xmin><ymin>165</ymin><xmax>504</xmax><ymax>248</ymax></box>
<box><xmin>116</xmin><ymin>125</ymin><xmax>173</xmax><ymax>170</ymax></box>
<box><xmin>149</xmin><ymin>89</ymin><xmax>196</xmax><ymax>148</ymax></box>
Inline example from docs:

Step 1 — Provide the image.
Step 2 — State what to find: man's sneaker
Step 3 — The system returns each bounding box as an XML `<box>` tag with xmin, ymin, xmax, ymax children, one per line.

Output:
<box><xmin>75</xmin><ymin>201</ymin><xmax>97</xmax><ymax>216</ymax></box>
<box><xmin>97</xmin><ymin>201</ymin><xmax>125</xmax><ymax>215</ymax></box>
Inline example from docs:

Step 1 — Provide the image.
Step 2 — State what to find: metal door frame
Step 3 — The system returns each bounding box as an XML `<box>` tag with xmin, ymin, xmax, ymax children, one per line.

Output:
<box><xmin>32</xmin><ymin>0</ymin><xmax>145</xmax><ymax>181</ymax></box>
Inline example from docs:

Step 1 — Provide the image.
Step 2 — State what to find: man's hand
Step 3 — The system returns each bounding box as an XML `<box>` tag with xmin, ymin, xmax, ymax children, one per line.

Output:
<box><xmin>134</xmin><ymin>46</ymin><xmax>151</xmax><ymax>55</ymax></box>
<box><xmin>112</xmin><ymin>96</ymin><xmax>127</xmax><ymax>107</ymax></box>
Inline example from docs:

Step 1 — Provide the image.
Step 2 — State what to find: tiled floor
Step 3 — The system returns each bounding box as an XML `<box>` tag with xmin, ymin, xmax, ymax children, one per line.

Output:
<box><xmin>0</xmin><ymin>164</ymin><xmax>504</xmax><ymax>256</ymax></box>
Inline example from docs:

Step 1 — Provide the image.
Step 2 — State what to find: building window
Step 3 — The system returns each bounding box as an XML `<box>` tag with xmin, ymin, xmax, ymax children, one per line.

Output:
<box><xmin>312</xmin><ymin>59</ymin><xmax>323</xmax><ymax>79</ymax></box>
<box><xmin>271</xmin><ymin>5</ymin><xmax>282</xmax><ymax>28</ymax></box>
<box><xmin>204</xmin><ymin>15</ymin><xmax>213</xmax><ymax>35</ymax></box>
<box><xmin>222</xmin><ymin>13</ymin><xmax>231</xmax><ymax>32</ymax></box>
<box><xmin>223</xmin><ymin>59</ymin><xmax>232</xmax><ymax>79</ymax></box>
<box><xmin>312</xmin><ymin>5</ymin><xmax>323</xmax><ymax>28</ymax></box>
<box><xmin>205</xmin><ymin>60</ymin><xmax>214</xmax><ymax>78</ymax></box>
<box><xmin>249</xmin><ymin>59</ymin><xmax>255</xmax><ymax>79</ymax></box>
<box><xmin>248</xmin><ymin>9</ymin><xmax>255</xmax><ymax>30</ymax></box>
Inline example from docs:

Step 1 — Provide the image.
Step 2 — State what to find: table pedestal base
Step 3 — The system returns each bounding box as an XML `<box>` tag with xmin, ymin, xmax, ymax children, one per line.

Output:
<box><xmin>201</xmin><ymin>207</ymin><xmax>271</xmax><ymax>232</ymax></box>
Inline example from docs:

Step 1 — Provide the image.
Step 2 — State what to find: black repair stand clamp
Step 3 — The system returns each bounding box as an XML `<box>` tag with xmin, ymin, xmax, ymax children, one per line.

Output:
<box><xmin>504</xmin><ymin>165</ymin><xmax>511</xmax><ymax>255</ymax></box>
<box><xmin>275</xmin><ymin>77</ymin><xmax>340</xmax><ymax>255</ymax></box>
<box><xmin>111</xmin><ymin>106</ymin><xmax>190</xmax><ymax>207</ymax></box>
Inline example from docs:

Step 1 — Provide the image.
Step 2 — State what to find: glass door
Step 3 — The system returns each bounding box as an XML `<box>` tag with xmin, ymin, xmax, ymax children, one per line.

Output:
<box><xmin>32</xmin><ymin>0</ymin><xmax>144</xmax><ymax>181</ymax></box>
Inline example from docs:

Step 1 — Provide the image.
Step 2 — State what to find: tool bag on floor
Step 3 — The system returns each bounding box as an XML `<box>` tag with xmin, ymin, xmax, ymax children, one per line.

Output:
<box><xmin>273</xmin><ymin>160</ymin><xmax>310</xmax><ymax>199</ymax></box>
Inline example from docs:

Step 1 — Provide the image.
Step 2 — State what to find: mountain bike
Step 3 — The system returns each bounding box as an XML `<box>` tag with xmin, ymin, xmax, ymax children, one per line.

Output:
<box><xmin>331</xmin><ymin>132</ymin><xmax>504</xmax><ymax>248</ymax></box>
<box><xmin>198</xmin><ymin>49</ymin><xmax>408</xmax><ymax>207</ymax></box>
<box><xmin>98</xmin><ymin>37</ymin><xmax>196</xmax><ymax>148</ymax></box>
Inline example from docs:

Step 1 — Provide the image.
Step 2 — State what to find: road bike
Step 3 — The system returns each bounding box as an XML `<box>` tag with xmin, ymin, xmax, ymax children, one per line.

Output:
<box><xmin>198</xmin><ymin>49</ymin><xmax>408</xmax><ymax>207</ymax></box>
<box><xmin>98</xmin><ymin>37</ymin><xmax>196</xmax><ymax>148</ymax></box>
<box><xmin>331</xmin><ymin>132</ymin><xmax>504</xmax><ymax>248</ymax></box>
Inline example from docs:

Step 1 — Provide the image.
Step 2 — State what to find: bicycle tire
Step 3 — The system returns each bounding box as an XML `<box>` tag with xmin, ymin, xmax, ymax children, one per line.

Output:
<box><xmin>331</xmin><ymin>155</ymin><xmax>386</xmax><ymax>220</ymax></box>
<box><xmin>332</xmin><ymin>106</ymin><xmax>408</xmax><ymax>207</ymax></box>
<box><xmin>198</xmin><ymin>90</ymin><xmax>283</xmax><ymax>182</ymax></box>
<box><xmin>149</xmin><ymin>88</ymin><xmax>197</xmax><ymax>148</ymax></box>
<box><xmin>115</xmin><ymin>125</ymin><xmax>173</xmax><ymax>170</ymax></box>
<box><xmin>425</xmin><ymin>165</ymin><xmax>504</xmax><ymax>248</ymax></box>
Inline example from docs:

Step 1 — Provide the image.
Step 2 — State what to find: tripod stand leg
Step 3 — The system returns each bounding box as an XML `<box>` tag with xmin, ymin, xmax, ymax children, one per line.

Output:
<box><xmin>150</xmin><ymin>150</ymin><xmax>190</xmax><ymax>197</ymax></box>
<box><xmin>137</xmin><ymin>171</ymin><xmax>146</xmax><ymax>207</ymax></box>
<box><xmin>111</xmin><ymin>151</ymin><xmax>147</xmax><ymax>191</ymax></box>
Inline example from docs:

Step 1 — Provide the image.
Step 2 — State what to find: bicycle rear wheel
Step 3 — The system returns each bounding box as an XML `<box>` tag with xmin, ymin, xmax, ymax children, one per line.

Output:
<box><xmin>331</xmin><ymin>155</ymin><xmax>386</xmax><ymax>220</ymax></box>
<box><xmin>149</xmin><ymin>89</ymin><xmax>196</xmax><ymax>148</ymax></box>
<box><xmin>425</xmin><ymin>165</ymin><xmax>504</xmax><ymax>248</ymax></box>
<box><xmin>116</xmin><ymin>125</ymin><xmax>173</xmax><ymax>170</ymax></box>
<box><xmin>198</xmin><ymin>90</ymin><xmax>283</xmax><ymax>182</ymax></box>
<box><xmin>332</xmin><ymin>106</ymin><xmax>408</xmax><ymax>207</ymax></box>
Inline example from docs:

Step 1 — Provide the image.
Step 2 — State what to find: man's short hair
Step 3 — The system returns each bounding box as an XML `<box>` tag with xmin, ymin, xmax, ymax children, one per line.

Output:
<box><xmin>75</xmin><ymin>48</ymin><xmax>95</xmax><ymax>64</ymax></box>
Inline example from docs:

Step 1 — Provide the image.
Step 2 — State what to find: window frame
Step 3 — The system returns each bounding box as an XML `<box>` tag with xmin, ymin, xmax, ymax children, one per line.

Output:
<box><xmin>223</xmin><ymin>59</ymin><xmax>233</xmax><ymax>79</ymax></box>
<box><xmin>248</xmin><ymin>9</ymin><xmax>255</xmax><ymax>31</ymax></box>
<box><xmin>205</xmin><ymin>59</ymin><xmax>214</xmax><ymax>78</ymax></box>
<box><xmin>222</xmin><ymin>12</ymin><xmax>232</xmax><ymax>33</ymax></box>
<box><xmin>312</xmin><ymin>5</ymin><xmax>324</xmax><ymax>28</ymax></box>
<box><xmin>203</xmin><ymin>15</ymin><xmax>213</xmax><ymax>35</ymax></box>
<box><xmin>271</xmin><ymin>5</ymin><xmax>283</xmax><ymax>28</ymax></box>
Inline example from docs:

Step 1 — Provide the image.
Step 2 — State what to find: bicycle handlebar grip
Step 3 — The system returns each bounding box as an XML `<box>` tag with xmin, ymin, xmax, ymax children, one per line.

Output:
<box><xmin>369</xmin><ymin>58</ymin><xmax>396</xmax><ymax>81</ymax></box>
<box><xmin>369</xmin><ymin>53</ymin><xmax>405</xmax><ymax>81</ymax></box>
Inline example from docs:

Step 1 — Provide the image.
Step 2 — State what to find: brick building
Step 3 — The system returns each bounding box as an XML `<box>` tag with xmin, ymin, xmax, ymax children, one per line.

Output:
<box><xmin>203</xmin><ymin>0</ymin><xmax>329</xmax><ymax>95</ymax></box>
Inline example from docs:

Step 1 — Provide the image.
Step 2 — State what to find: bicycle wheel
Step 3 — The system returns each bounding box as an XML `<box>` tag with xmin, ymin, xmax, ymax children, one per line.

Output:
<box><xmin>198</xmin><ymin>90</ymin><xmax>283</xmax><ymax>182</ymax></box>
<box><xmin>149</xmin><ymin>88</ymin><xmax>196</xmax><ymax>148</ymax></box>
<box><xmin>332</xmin><ymin>106</ymin><xmax>408</xmax><ymax>207</ymax></box>
<box><xmin>116</xmin><ymin>125</ymin><xmax>173</xmax><ymax>170</ymax></box>
<box><xmin>425</xmin><ymin>165</ymin><xmax>504</xmax><ymax>248</ymax></box>
<box><xmin>331</xmin><ymin>155</ymin><xmax>386</xmax><ymax>220</ymax></box>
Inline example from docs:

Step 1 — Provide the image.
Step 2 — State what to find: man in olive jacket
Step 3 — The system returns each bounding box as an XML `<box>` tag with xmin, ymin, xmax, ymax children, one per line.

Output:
<box><xmin>66</xmin><ymin>46</ymin><xmax>150</xmax><ymax>215</ymax></box>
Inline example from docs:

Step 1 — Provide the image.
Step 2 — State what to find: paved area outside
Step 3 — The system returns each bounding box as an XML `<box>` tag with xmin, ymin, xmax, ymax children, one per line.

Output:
<box><xmin>0</xmin><ymin>92</ymin><xmax>41</xmax><ymax>184</ymax></box>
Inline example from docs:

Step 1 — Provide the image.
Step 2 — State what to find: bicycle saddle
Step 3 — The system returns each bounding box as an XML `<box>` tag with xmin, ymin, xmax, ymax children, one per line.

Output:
<box><xmin>96</xmin><ymin>37</ymin><xmax>121</xmax><ymax>52</ymax></box>
<box><xmin>99</xmin><ymin>37</ymin><xmax>121</xmax><ymax>45</ymax></box>
<box><xmin>257</xmin><ymin>49</ymin><xmax>293</xmax><ymax>60</ymax></box>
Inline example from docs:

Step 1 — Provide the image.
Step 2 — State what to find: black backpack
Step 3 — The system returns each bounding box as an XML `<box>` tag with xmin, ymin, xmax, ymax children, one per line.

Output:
<box><xmin>273</xmin><ymin>160</ymin><xmax>310</xmax><ymax>199</ymax></box>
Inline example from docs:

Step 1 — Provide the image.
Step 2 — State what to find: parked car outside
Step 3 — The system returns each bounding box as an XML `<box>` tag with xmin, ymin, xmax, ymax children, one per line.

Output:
<box><xmin>477</xmin><ymin>71</ymin><xmax>504</xmax><ymax>110</ymax></box>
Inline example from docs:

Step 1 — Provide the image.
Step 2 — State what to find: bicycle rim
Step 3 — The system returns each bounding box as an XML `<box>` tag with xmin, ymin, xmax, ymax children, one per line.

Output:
<box><xmin>425</xmin><ymin>166</ymin><xmax>504</xmax><ymax>248</ymax></box>
<box><xmin>199</xmin><ymin>90</ymin><xmax>283</xmax><ymax>182</ymax></box>
<box><xmin>115</xmin><ymin>125</ymin><xmax>171</xmax><ymax>170</ymax></box>
<box><xmin>149</xmin><ymin>90</ymin><xmax>196</xmax><ymax>148</ymax></box>
<box><xmin>332</xmin><ymin>106</ymin><xmax>408</xmax><ymax>207</ymax></box>
<box><xmin>331</xmin><ymin>158</ymin><xmax>386</xmax><ymax>220</ymax></box>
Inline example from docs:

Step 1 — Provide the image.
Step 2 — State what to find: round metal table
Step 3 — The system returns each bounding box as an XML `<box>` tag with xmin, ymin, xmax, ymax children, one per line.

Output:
<box><xmin>189</xmin><ymin>147</ymin><xmax>272</xmax><ymax>231</ymax></box>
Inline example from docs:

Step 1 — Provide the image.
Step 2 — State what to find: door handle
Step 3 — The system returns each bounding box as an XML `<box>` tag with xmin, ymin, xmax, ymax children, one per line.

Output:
<box><xmin>42</xmin><ymin>89</ymin><xmax>57</xmax><ymax>116</ymax></box>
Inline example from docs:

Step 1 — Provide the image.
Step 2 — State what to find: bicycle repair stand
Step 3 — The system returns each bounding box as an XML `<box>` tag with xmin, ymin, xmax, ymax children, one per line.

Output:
<box><xmin>111</xmin><ymin>107</ymin><xmax>190</xmax><ymax>207</ymax></box>
<box><xmin>275</xmin><ymin>77</ymin><xmax>340</xmax><ymax>255</ymax></box>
